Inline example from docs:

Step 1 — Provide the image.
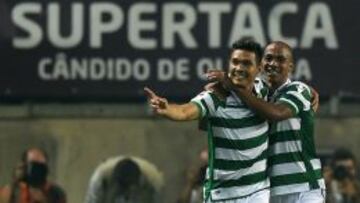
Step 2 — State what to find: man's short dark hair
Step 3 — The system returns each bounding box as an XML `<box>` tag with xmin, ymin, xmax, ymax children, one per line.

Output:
<box><xmin>113</xmin><ymin>158</ymin><xmax>141</xmax><ymax>188</ymax></box>
<box><xmin>231</xmin><ymin>38</ymin><xmax>263</xmax><ymax>64</ymax></box>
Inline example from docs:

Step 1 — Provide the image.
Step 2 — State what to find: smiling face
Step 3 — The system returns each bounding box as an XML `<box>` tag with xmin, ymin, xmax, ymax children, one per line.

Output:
<box><xmin>228</xmin><ymin>49</ymin><xmax>260</xmax><ymax>89</ymax></box>
<box><xmin>262</xmin><ymin>42</ymin><xmax>294</xmax><ymax>89</ymax></box>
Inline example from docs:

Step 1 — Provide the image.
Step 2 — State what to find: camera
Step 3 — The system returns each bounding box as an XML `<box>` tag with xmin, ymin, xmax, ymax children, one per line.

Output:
<box><xmin>333</xmin><ymin>165</ymin><xmax>351</xmax><ymax>181</ymax></box>
<box><xmin>23</xmin><ymin>161</ymin><xmax>49</xmax><ymax>187</ymax></box>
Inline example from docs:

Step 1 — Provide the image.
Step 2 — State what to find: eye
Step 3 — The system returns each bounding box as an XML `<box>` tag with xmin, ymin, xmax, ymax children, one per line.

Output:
<box><xmin>264</xmin><ymin>55</ymin><xmax>272</xmax><ymax>62</ymax></box>
<box><xmin>241</xmin><ymin>60</ymin><xmax>252</xmax><ymax>67</ymax></box>
<box><xmin>232</xmin><ymin>59</ymin><xmax>240</xmax><ymax>65</ymax></box>
<box><xmin>276</xmin><ymin>56</ymin><xmax>286</xmax><ymax>63</ymax></box>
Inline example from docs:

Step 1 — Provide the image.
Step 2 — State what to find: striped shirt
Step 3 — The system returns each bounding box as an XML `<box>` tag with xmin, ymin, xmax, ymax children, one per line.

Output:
<box><xmin>268</xmin><ymin>79</ymin><xmax>325</xmax><ymax>196</ymax></box>
<box><xmin>191</xmin><ymin>78</ymin><xmax>270</xmax><ymax>201</ymax></box>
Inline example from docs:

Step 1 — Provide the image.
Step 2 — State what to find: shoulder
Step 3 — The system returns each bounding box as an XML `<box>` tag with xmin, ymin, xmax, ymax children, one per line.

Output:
<box><xmin>191</xmin><ymin>90</ymin><xmax>219</xmax><ymax>106</ymax></box>
<box><xmin>91</xmin><ymin>156</ymin><xmax>125</xmax><ymax>181</ymax></box>
<box><xmin>285</xmin><ymin>81</ymin><xmax>311</xmax><ymax>94</ymax></box>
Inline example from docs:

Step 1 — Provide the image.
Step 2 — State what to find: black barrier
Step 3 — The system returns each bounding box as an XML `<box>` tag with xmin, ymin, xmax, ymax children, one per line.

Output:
<box><xmin>0</xmin><ymin>1</ymin><xmax>358</xmax><ymax>102</ymax></box>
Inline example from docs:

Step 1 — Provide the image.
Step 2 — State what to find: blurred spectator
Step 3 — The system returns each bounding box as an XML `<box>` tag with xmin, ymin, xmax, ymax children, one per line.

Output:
<box><xmin>0</xmin><ymin>147</ymin><xmax>66</xmax><ymax>203</ymax></box>
<box><xmin>326</xmin><ymin>148</ymin><xmax>360</xmax><ymax>203</ymax></box>
<box><xmin>85</xmin><ymin>156</ymin><xmax>164</xmax><ymax>203</ymax></box>
<box><xmin>177</xmin><ymin>148</ymin><xmax>208</xmax><ymax>203</ymax></box>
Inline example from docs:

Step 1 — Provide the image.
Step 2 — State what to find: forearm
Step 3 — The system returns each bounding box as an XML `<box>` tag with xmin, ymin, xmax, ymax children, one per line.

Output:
<box><xmin>233</xmin><ymin>89</ymin><xmax>293</xmax><ymax>121</ymax></box>
<box><xmin>162</xmin><ymin>103</ymin><xmax>199</xmax><ymax>121</ymax></box>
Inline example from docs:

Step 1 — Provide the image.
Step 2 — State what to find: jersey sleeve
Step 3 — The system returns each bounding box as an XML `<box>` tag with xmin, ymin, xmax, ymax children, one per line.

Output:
<box><xmin>278</xmin><ymin>82</ymin><xmax>312</xmax><ymax>115</ymax></box>
<box><xmin>190</xmin><ymin>91</ymin><xmax>216</xmax><ymax>118</ymax></box>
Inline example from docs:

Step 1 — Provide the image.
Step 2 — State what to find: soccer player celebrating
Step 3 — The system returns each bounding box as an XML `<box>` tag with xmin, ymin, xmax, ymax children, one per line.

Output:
<box><xmin>145</xmin><ymin>39</ymin><xmax>270</xmax><ymax>203</ymax></box>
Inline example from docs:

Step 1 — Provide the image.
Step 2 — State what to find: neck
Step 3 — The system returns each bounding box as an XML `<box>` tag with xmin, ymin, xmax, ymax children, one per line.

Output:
<box><xmin>271</xmin><ymin>78</ymin><xmax>288</xmax><ymax>91</ymax></box>
<box><xmin>246</xmin><ymin>83</ymin><xmax>255</xmax><ymax>93</ymax></box>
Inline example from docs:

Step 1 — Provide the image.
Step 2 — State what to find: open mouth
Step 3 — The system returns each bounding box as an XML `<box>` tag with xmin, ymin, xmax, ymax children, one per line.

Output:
<box><xmin>231</xmin><ymin>70</ymin><xmax>248</xmax><ymax>80</ymax></box>
<box><xmin>265</xmin><ymin>66</ymin><xmax>280</xmax><ymax>77</ymax></box>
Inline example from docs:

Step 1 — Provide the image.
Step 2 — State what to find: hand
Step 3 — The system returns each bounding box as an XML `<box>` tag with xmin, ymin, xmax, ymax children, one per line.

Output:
<box><xmin>144</xmin><ymin>87</ymin><xmax>169</xmax><ymax>115</ymax></box>
<box><xmin>204</xmin><ymin>82</ymin><xmax>218</xmax><ymax>91</ymax></box>
<box><xmin>206</xmin><ymin>70</ymin><xmax>225</xmax><ymax>82</ymax></box>
<box><xmin>13</xmin><ymin>163</ymin><xmax>25</xmax><ymax>183</ymax></box>
<box><xmin>206</xmin><ymin>70</ymin><xmax>245</xmax><ymax>91</ymax></box>
<box><xmin>310</xmin><ymin>87</ymin><xmax>319</xmax><ymax>112</ymax></box>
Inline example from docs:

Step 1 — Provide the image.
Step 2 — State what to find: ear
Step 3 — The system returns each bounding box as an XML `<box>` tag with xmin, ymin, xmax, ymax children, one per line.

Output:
<box><xmin>289</xmin><ymin>62</ymin><xmax>294</xmax><ymax>73</ymax></box>
<box><xmin>257</xmin><ymin>63</ymin><xmax>263</xmax><ymax>72</ymax></box>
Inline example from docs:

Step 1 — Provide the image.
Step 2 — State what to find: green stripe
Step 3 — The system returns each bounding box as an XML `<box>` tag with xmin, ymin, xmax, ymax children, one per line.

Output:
<box><xmin>269</xmin><ymin>130</ymin><xmax>300</xmax><ymax>145</ymax></box>
<box><xmin>214</xmin><ymin>149</ymin><xmax>268</xmax><ymax>170</ymax></box>
<box><xmin>281</xmin><ymin>94</ymin><xmax>304</xmax><ymax>112</ymax></box>
<box><xmin>213</xmin><ymin>171</ymin><xmax>268</xmax><ymax>189</ymax></box>
<box><xmin>260</xmin><ymin>86</ymin><xmax>269</xmax><ymax>99</ymax></box>
<box><xmin>278</xmin><ymin>99</ymin><xmax>298</xmax><ymax>115</ymax></box>
<box><xmin>200</xmin><ymin>99</ymin><xmax>210</xmax><ymax>116</ymax></box>
<box><xmin>214</xmin><ymin>131</ymin><xmax>268</xmax><ymax>151</ymax></box>
<box><xmin>270</xmin><ymin>169</ymin><xmax>323</xmax><ymax>187</ymax></box>
<box><xmin>209</xmin><ymin>93</ymin><xmax>225</xmax><ymax>109</ymax></box>
<box><xmin>225</xmin><ymin>104</ymin><xmax>248</xmax><ymax>108</ymax></box>
<box><xmin>209</xmin><ymin>116</ymin><xmax>266</xmax><ymax>129</ymax></box>
<box><xmin>268</xmin><ymin>151</ymin><xmax>317</xmax><ymax>166</ymax></box>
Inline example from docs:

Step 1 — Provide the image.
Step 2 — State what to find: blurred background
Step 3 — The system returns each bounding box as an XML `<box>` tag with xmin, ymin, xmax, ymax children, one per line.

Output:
<box><xmin>0</xmin><ymin>0</ymin><xmax>359</xmax><ymax>203</ymax></box>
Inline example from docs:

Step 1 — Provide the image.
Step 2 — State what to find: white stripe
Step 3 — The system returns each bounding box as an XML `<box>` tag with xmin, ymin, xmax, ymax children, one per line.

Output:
<box><xmin>271</xmin><ymin>179</ymin><xmax>325</xmax><ymax>196</ymax></box>
<box><xmin>211</xmin><ymin>179</ymin><xmax>270</xmax><ymax>200</ymax></box>
<box><xmin>212</xmin><ymin>122</ymin><xmax>268</xmax><ymax>140</ymax></box>
<box><xmin>270</xmin><ymin>159</ymin><xmax>322</xmax><ymax>176</ymax></box>
<box><xmin>215</xmin><ymin>141</ymin><xmax>268</xmax><ymax>161</ymax></box>
<box><xmin>229</xmin><ymin>92</ymin><xmax>244</xmax><ymax>105</ymax></box>
<box><xmin>216</xmin><ymin>107</ymin><xmax>254</xmax><ymax>119</ymax></box>
<box><xmin>276</xmin><ymin>118</ymin><xmax>301</xmax><ymax>132</ymax></box>
<box><xmin>287</xmin><ymin>91</ymin><xmax>311</xmax><ymax>111</ymax></box>
<box><xmin>270</xmin><ymin>141</ymin><xmax>302</xmax><ymax>155</ymax></box>
<box><xmin>213</xmin><ymin>159</ymin><xmax>267</xmax><ymax>180</ymax></box>
<box><xmin>279</xmin><ymin>98</ymin><xmax>299</xmax><ymax>114</ymax></box>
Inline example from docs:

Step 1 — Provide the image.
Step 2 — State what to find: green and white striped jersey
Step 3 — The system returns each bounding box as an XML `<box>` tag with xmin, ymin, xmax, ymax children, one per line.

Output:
<box><xmin>191</xmin><ymin>78</ymin><xmax>270</xmax><ymax>201</ymax></box>
<box><xmin>268</xmin><ymin>79</ymin><xmax>325</xmax><ymax>196</ymax></box>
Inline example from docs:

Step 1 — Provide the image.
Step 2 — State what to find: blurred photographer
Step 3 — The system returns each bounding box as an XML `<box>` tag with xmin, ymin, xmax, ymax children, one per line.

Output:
<box><xmin>326</xmin><ymin>148</ymin><xmax>360</xmax><ymax>203</ymax></box>
<box><xmin>0</xmin><ymin>148</ymin><xmax>66</xmax><ymax>203</ymax></box>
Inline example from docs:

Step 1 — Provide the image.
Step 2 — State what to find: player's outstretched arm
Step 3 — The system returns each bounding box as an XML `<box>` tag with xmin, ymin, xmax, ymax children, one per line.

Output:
<box><xmin>144</xmin><ymin>87</ymin><xmax>200</xmax><ymax>121</ymax></box>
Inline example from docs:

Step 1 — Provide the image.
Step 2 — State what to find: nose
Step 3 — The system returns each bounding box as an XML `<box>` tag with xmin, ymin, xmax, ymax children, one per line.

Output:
<box><xmin>269</xmin><ymin>59</ymin><xmax>277</xmax><ymax>66</ymax></box>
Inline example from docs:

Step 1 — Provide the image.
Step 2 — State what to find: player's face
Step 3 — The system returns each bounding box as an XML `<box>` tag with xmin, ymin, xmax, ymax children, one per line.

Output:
<box><xmin>262</xmin><ymin>43</ymin><xmax>293</xmax><ymax>89</ymax></box>
<box><xmin>228</xmin><ymin>49</ymin><xmax>259</xmax><ymax>88</ymax></box>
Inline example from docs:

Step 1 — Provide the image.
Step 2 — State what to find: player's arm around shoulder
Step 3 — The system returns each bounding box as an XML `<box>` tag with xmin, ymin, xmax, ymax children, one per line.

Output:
<box><xmin>277</xmin><ymin>82</ymin><xmax>313</xmax><ymax>116</ymax></box>
<box><xmin>144</xmin><ymin>87</ymin><xmax>201</xmax><ymax>121</ymax></box>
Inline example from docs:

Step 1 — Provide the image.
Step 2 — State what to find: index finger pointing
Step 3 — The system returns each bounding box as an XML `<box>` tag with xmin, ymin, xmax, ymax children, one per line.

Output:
<box><xmin>144</xmin><ymin>87</ymin><xmax>157</xmax><ymax>98</ymax></box>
